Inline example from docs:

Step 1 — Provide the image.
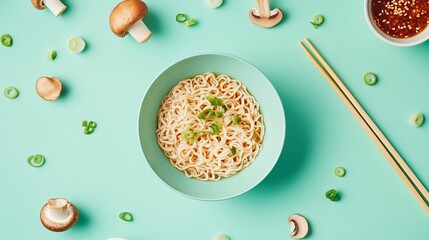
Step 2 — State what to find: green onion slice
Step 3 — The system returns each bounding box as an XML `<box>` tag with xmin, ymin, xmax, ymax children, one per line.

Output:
<box><xmin>198</xmin><ymin>109</ymin><xmax>215</xmax><ymax>120</ymax></box>
<box><xmin>232</xmin><ymin>116</ymin><xmax>242</xmax><ymax>125</ymax></box>
<box><xmin>214</xmin><ymin>111</ymin><xmax>223</xmax><ymax>117</ymax></box>
<box><xmin>47</xmin><ymin>50</ymin><xmax>57</xmax><ymax>60</ymax></box>
<box><xmin>325</xmin><ymin>189</ymin><xmax>340</xmax><ymax>201</ymax></box>
<box><xmin>214</xmin><ymin>234</ymin><xmax>230</xmax><ymax>240</ymax></box>
<box><xmin>83</xmin><ymin>121</ymin><xmax>97</xmax><ymax>135</ymax></box>
<box><xmin>185</xmin><ymin>19</ymin><xmax>197</xmax><ymax>27</ymax></box>
<box><xmin>27</xmin><ymin>154</ymin><xmax>45</xmax><ymax>167</ymax></box>
<box><xmin>410</xmin><ymin>113</ymin><xmax>424</xmax><ymax>127</ymax></box>
<box><xmin>4</xmin><ymin>86</ymin><xmax>19</xmax><ymax>99</ymax></box>
<box><xmin>206</xmin><ymin>95</ymin><xmax>227</xmax><ymax>111</ymax></box>
<box><xmin>1</xmin><ymin>34</ymin><xmax>12</xmax><ymax>47</ymax></box>
<box><xmin>67</xmin><ymin>36</ymin><xmax>86</xmax><ymax>53</ymax></box>
<box><xmin>364</xmin><ymin>72</ymin><xmax>377</xmax><ymax>86</ymax></box>
<box><xmin>176</xmin><ymin>13</ymin><xmax>188</xmax><ymax>22</ymax></box>
<box><xmin>334</xmin><ymin>167</ymin><xmax>346</xmax><ymax>177</ymax></box>
<box><xmin>82</xmin><ymin>120</ymin><xmax>88</xmax><ymax>127</ymax></box>
<box><xmin>208</xmin><ymin>0</ymin><xmax>223</xmax><ymax>8</ymax></box>
<box><xmin>210</xmin><ymin>124</ymin><xmax>220</xmax><ymax>135</ymax></box>
<box><xmin>310</xmin><ymin>14</ymin><xmax>324</xmax><ymax>28</ymax></box>
<box><xmin>182</xmin><ymin>129</ymin><xmax>195</xmax><ymax>140</ymax></box>
<box><xmin>230</xmin><ymin>147</ymin><xmax>236</xmax><ymax>155</ymax></box>
<box><xmin>119</xmin><ymin>212</ymin><xmax>133</xmax><ymax>222</ymax></box>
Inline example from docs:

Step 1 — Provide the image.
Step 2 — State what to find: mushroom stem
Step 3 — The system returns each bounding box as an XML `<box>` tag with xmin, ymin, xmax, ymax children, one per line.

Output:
<box><xmin>257</xmin><ymin>0</ymin><xmax>271</xmax><ymax>18</ymax></box>
<box><xmin>43</xmin><ymin>0</ymin><xmax>67</xmax><ymax>17</ymax></box>
<box><xmin>128</xmin><ymin>20</ymin><xmax>152</xmax><ymax>43</ymax></box>
<box><xmin>46</xmin><ymin>198</ymin><xmax>70</xmax><ymax>220</ymax></box>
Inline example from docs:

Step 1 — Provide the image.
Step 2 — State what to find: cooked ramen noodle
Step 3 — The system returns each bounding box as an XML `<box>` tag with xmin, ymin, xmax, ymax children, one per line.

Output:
<box><xmin>156</xmin><ymin>72</ymin><xmax>264</xmax><ymax>181</ymax></box>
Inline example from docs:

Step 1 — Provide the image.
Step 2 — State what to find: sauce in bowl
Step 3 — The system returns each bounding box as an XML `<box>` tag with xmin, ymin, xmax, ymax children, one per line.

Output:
<box><xmin>371</xmin><ymin>0</ymin><xmax>429</xmax><ymax>38</ymax></box>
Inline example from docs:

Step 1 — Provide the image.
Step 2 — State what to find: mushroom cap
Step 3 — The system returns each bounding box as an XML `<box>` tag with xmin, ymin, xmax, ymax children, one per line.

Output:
<box><xmin>249</xmin><ymin>8</ymin><xmax>283</xmax><ymax>28</ymax></box>
<box><xmin>40</xmin><ymin>198</ymin><xmax>79</xmax><ymax>232</ymax></box>
<box><xmin>288</xmin><ymin>214</ymin><xmax>309</xmax><ymax>239</ymax></box>
<box><xmin>36</xmin><ymin>76</ymin><xmax>62</xmax><ymax>101</ymax></box>
<box><xmin>110</xmin><ymin>0</ymin><xmax>149</xmax><ymax>37</ymax></box>
<box><xmin>31</xmin><ymin>0</ymin><xmax>46</xmax><ymax>10</ymax></box>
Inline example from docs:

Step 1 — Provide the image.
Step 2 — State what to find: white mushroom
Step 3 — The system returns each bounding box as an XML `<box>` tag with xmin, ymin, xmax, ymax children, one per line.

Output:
<box><xmin>249</xmin><ymin>0</ymin><xmax>283</xmax><ymax>28</ymax></box>
<box><xmin>110</xmin><ymin>0</ymin><xmax>152</xmax><ymax>43</ymax></box>
<box><xmin>31</xmin><ymin>0</ymin><xmax>67</xmax><ymax>17</ymax></box>
<box><xmin>40</xmin><ymin>198</ymin><xmax>79</xmax><ymax>232</ymax></box>
<box><xmin>36</xmin><ymin>76</ymin><xmax>62</xmax><ymax>101</ymax></box>
<box><xmin>288</xmin><ymin>214</ymin><xmax>309</xmax><ymax>239</ymax></box>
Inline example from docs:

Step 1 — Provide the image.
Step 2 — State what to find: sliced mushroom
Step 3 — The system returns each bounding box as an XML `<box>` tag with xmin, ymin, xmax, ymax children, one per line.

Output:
<box><xmin>36</xmin><ymin>76</ymin><xmax>62</xmax><ymax>101</ymax></box>
<box><xmin>110</xmin><ymin>0</ymin><xmax>152</xmax><ymax>43</ymax></box>
<box><xmin>249</xmin><ymin>0</ymin><xmax>283</xmax><ymax>28</ymax></box>
<box><xmin>31</xmin><ymin>0</ymin><xmax>67</xmax><ymax>17</ymax></box>
<box><xmin>40</xmin><ymin>198</ymin><xmax>79</xmax><ymax>232</ymax></box>
<box><xmin>288</xmin><ymin>214</ymin><xmax>309</xmax><ymax>239</ymax></box>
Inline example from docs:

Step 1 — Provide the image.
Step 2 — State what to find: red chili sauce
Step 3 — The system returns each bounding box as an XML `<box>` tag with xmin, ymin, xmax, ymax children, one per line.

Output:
<box><xmin>371</xmin><ymin>0</ymin><xmax>429</xmax><ymax>38</ymax></box>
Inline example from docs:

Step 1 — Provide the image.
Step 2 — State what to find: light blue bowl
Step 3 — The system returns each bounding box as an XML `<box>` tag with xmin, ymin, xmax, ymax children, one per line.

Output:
<box><xmin>138</xmin><ymin>53</ymin><xmax>285</xmax><ymax>200</ymax></box>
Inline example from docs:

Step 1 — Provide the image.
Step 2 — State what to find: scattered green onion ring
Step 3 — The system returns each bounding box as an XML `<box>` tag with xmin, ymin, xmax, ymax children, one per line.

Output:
<box><xmin>325</xmin><ymin>189</ymin><xmax>340</xmax><ymax>201</ymax></box>
<box><xmin>185</xmin><ymin>19</ymin><xmax>197</xmax><ymax>27</ymax></box>
<box><xmin>364</xmin><ymin>72</ymin><xmax>377</xmax><ymax>86</ymax></box>
<box><xmin>198</xmin><ymin>109</ymin><xmax>215</xmax><ymax>120</ymax></box>
<box><xmin>119</xmin><ymin>212</ymin><xmax>133</xmax><ymax>222</ymax></box>
<box><xmin>210</xmin><ymin>123</ymin><xmax>220</xmax><ymax>135</ymax></box>
<box><xmin>83</xmin><ymin>120</ymin><xmax>97</xmax><ymax>135</ymax></box>
<box><xmin>410</xmin><ymin>113</ymin><xmax>424</xmax><ymax>127</ymax></box>
<box><xmin>230</xmin><ymin>147</ymin><xmax>236</xmax><ymax>155</ymax></box>
<box><xmin>232</xmin><ymin>116</ymin><xmax>242</xmax><ymax>125</ymax></box>
<box><xmin>334</xmin><ymin>167</ymin><xmax>346</xmax><ymax>177</ymax></box>
<box><xmin>214</xmin><ymin>234</ymin><xmax>230</xmax><ymax>240</ymax></box>
<box><xmin>310</xmin><ymin>14</ymin><xmax>324</xmax><ymax>28</ymax></box>
<box><xmin>4</xmin><ymin>86</ymin><xmax>19</xmax><ymax>99</ymax></box>
<box><xmin>1</xmin><ymin>34</ymin><xmax>13</xmax><ymax>47</ymax></box>
<box><xmin>47</xmin><ymin>50</ymin><xmax>57</xmax><ymax>60</ymax></box>
<box><xmin>27</xmin><ymin>154</ymin><xmax>45</xmax><ymax>167</ymax></box>
<box><xmin>67</xmin><ymin>36</ymin><xmax>86</xmax><ymax>53</ymax></box>
<box><xmin>176</xmin><ymin>13</ymin><xmax>188</xmax><ymax>22</ymax></box>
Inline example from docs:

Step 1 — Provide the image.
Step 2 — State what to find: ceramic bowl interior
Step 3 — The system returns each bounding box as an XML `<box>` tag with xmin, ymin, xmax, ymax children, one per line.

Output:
<box><xmin>138</xmin><ymin>53</ymin><xmax>286</xmax><ymax>200</ymax></box>
<box><xmin>364</xmin><ymin>0</ymin><xmax>429</xmax><ymax>47</ymax></box>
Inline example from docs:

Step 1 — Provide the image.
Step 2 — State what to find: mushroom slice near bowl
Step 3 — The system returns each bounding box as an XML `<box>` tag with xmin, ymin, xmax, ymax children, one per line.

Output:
<box><xmin>109</xmin><ymin>0</ymin><xmax>152</xmax><ymax>43</ymax></box>
<box><xmin>40</xmin><ymin>198</ymin><xmax>79</xmax><ymax>232</ymax></box>
<box><xmin>288</xmin><ymin>214</ymin><xmax>309</xmax><ymax>239</ymax></box>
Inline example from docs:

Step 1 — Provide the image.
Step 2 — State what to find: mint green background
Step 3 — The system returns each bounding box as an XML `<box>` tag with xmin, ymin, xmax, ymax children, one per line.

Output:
<box><xmin>1</xmin><ymin>0</ymin><xmax>429</xmax><ymax>239</ymax></box>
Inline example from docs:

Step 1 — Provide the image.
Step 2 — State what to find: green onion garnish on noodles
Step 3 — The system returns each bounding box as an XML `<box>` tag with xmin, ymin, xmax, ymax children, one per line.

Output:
<box><xmin>230</xmin><ymin>147</ymin><xmax>236</xmax><ymax>155</ymax></box>
<box><xmin>209</xmin><ymin>124</ymin><xmax>220</xmax><ymax>135</ymax></box>
<box><xmin>119</xmin><ymin>212</ymin><xmax>133</xmax><ymax>222</ymax></box>
<box><xmin>182</xmin><ymin>129</ymin><xmax>195</xmax><ymax>140</ymax></box>
<box><xmin>232</xmin><ymin>116</ymin><xmax>242</xmax><ymax>125</ymax></box>
<box><xmin>206</xmin><ymin>95</ymin><xmax>227</xmax><ymax>111</ymax></box>
<box><xmin>214</xmin><ymin>111</ymin><xmax>223</xmax><ymax>117</ymax></box>
<box><xmin>198</xmin><ymin>109</ymin><xmax>214</xmax><ymax>120</ymax></box>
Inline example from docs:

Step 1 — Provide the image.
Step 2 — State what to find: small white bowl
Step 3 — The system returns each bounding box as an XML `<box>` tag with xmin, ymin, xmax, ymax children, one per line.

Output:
<box><xmin>364</xmin><ymin>0</ymin><xmax>429</xmax><ymax>47</ymax></box>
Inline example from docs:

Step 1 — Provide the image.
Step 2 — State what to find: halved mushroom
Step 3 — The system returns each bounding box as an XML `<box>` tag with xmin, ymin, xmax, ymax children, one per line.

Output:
<box><xmin>288</xmin><ymin>214</ymin><xmax>309</xmax><ymax>239</ymax></box>
<box><xmin>40</xmin><ymin>198</ymin><xmax>79</xmax><ymax>232</ymax></box>
<box><xmin>31</xmin><ymin>0</ymin><xmax>67</xmax><ymax>17</ymax></box>
<box><xmin>249</xmin><ymin>0</ymin><xmax>283</xmax><ymax>28</ymax></box>
<box><xmin>110</xmin><ymin>0</ymin><xmax>152</xmax><ymax>43</ymax></box>
<box><xmin>36</xmin><ymin>76</ymin><xmax>62</xmax><ymax>101</ymax></box>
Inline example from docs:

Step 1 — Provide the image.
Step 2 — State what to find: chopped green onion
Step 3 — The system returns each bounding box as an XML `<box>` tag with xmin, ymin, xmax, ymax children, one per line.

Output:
<box><xmin>83</xmin><ymin>120</ymin><xmax>97</xmax><ymax>135</ymax></box>
<box><xmin>325</xmin><ymin>189</ymin><xmax>340</xmax><ymax>201</ymax></box>
<box><xmin>334</xmin><ymin>167</ymin><xmax>346</xmax><ymax>177</ymax></box>
<box><xmin>1</xmin><ymin>34</ymin><xmax>12</xmax><ymax>47</ymax></box>
<box><xmin>232</xmin><ymin>116</ymin><xmax>242</xmax><ymax>125</ymax></box>
<box><xmin>27</xmin><ymin>154</ymin><xmax>45</xmax><ymax>167</ymax></box>
<box><xmin>176</xmin><ymin>13</ymin><xmax>188</xmax><ymax>22</ymax></box>
<box><xmin>185</xmin><ymin>19</ymin><xmax>197</xmax><ymax>27</ymax></box>
<box><xmin>214</xmin><ymin>111</ymin><xmax>223</xmax><ymax>117</ymax></box>
<box><xmin>207</xmin><ymin>0</ymin><xmax>223</xmax><ymax>8</ymax></box>
<box><xmin>4</xmin><ymin>86</ymin><xmax>19</xmax><ymax>99</ymax></box>
<box><xmin>47</xmin><ymin>50</ymin><xmax>57</xmax><ymax>60</ymax></box>
<box><xmin>364</xmin><ymin>72</ymin><xmax>377</xmax><ymax>86</ymax></box>
<box><xmin>206</xmin><ymin>95</ymin><xmax>227</xmax><ymax>111</ymax></box>
<box><xmin>410</xmin><ymin>113</ymin><xmax>424</xmax><ymax>127</ymax></box>
<box><xmin>310</xmin><ymin>14</ymin><xmax>324</xmax><ymax>28</ymax></box>
<box><xmin>214</xmin><ymin>234</ymin><xmax>230</xmax><ymax>240</ymax></box>
<box><xmin>119</xmin><ymin>212</ymin><xmax>133</xmax><ymax>222</ymax></box>
<box><xmin>67</xmin><ymin>36</ymin><xmax>86</xmax><ymax>53</ymax></box>
<box><xmin>182</xmin><ymin>129</ymin><xmax>195</xmax><ymax>140</ymax></box>
<box><xmin>210</xmin><ymin>124</ymin><xmax>220</xmax><ymax>135</ymax></box>
<box><xmin>198</xmin><ymin>109</ymin><xmax>215</xmax><ymax>120</ymax></box>
<box><xmin>230</xmin><ymin>147</ymin><xmax>236</xmax><ymax>155</ymax></box>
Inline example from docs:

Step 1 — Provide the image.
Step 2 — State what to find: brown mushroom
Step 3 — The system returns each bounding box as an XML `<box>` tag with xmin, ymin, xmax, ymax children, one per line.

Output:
<box><xmin>110</xmin><ymin>0</ymin><xmax>152</xmax><ymax>43</ymax></box>
<box><xmin>249</xmin><ymin>0</ymin><xmax>283</xmax><ymax>28</ymax></box>
<box><xmin>36</xmin><ymin>76</ymin><xmax>62</xmax><ymax>101</ymax></box>
<box><xmin>288</xmin><ymin>214</ymin><xmax>309</xmax><ymax>239</ymax></box>
<box><xmin>31</xmin><ymin>0</ymin><xmax>67</xmax><ymax>17</ymax></box>
<box><xmin>40</xmin><ymin>198</ymin><xmax>79</xmax><ymax>232</ymax></box>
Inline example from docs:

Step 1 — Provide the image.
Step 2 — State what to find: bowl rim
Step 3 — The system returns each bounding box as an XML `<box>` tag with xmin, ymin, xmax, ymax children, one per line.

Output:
<box><xmin>364</xmin><ymin>0</ymin><xmax>429</xmax><ymax>47</ymax></box>
<box><xmin>137</xmin><ymin>52</ymin><xmax>286</xmax><ymax>201</ymax></box>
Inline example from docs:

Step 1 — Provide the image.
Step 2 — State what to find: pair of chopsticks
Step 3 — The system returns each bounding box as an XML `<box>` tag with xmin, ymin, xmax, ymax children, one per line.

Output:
<box><xmin>299</xmin><ymin>38</ymin><xmax>429</xmax><ymax>214</ymax></box>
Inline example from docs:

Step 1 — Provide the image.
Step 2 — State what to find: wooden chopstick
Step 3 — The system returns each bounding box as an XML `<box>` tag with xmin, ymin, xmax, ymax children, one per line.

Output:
<box><xmin>299</xmin><ymin>38</ymin><xmax>429</xmax><ymax>214</ymax></box>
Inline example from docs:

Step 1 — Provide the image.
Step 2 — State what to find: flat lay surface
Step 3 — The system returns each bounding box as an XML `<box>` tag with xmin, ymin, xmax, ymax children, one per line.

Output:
<box><xmin>1</xmin><ymin>0</ymin><xmax>429</xmax><ymax>239</ymax></box>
